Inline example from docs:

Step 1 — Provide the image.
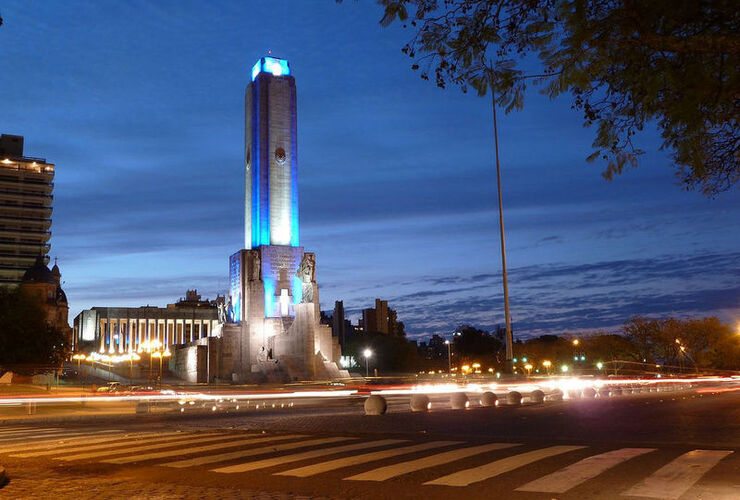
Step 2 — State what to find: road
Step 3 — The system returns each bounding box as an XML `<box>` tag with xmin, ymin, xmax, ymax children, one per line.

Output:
<box><xmin>0</xmin><ymin>389</ymin><xmax>738</xmax><ymax>499</ymax></box>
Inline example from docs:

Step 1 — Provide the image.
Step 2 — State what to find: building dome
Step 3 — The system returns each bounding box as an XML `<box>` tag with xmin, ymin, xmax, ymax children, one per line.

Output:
<box><xmin>21</xmin><ymin>256</ymin><xmax>56</xmax><ymax>284</ymax></box>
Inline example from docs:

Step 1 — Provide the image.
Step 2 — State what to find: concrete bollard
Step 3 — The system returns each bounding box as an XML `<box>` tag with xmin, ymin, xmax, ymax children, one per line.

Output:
<box><xmin>506</xmin><ymin>391</ymin><xmax>523</xmax><ymax>406</ymax></box>
<box><xmin>547</xmin><ymin>389</ymin><xmax>564</xmax><ymax>401</ymax></box>
<box><xmin>450</xmin><ymin>392</ymin><xmax>470</xmax><ymax>410</ymax></box>
<box><xmin>529</xmin><ymin>390</ymin><xmax>545</xmax><ymax>404</ymax></box>
<box><xmin>364</xmin><ymin>395</ymin><xmax>388</xmax><ymax>415</ymax></box>
<box><xmin>611</xmin><ymin>387</ymin><xmax>623</xmax><ymax>396</ymax></box>
<box><xmin>568</xmin><ymin>389</ymin><xmax>582</xmax><ymax>399</ymax></box>
<box><xmin>410</xmin><ymin>394</ymin><xmax>431</xmax><ymax>412</ymax></box>
<box><xmin>582</xmin><ymin>387</ymin><xmax>597</xmax><ymax>398</ymax></box>
<box><xmin>598</xmin><ymin>387</ymin><xmax>611</xmax><ymax>397</ymax></box>
<box><xmin>479</xmin><ymin>391</ymin><xmax>498</xmax><ymax>407</ymax></box>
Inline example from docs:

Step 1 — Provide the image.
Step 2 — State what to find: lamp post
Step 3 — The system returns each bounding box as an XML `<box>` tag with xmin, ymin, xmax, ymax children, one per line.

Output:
<box><xmin>488</xmin><ymin>69</ymin><xmax>513</xmax><ymax>367</ymax></box>
<box><xmin>72</xmin><ymin>353</ymin><xmax>85</xmax><ymax>372</ymax></box>
<box><xmin>444</xmin><ymin>340</ymin><xmax>452</xmax><ymax>374</ymax></box>
<box><xmin>363</xmin><ymin>348</ymin><xmax>372</xmax><ymax>378</ymax></box>
<box><xmin>542</xmin><ymin>360</ymin><xmax>552</xmax><ymax>375</ymax></box>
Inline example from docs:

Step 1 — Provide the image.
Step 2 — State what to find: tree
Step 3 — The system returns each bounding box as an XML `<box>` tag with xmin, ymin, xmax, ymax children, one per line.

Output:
<box><xmin>372</xmin><ymin>0</ymin><xmax>739</xmax><ymax>195</ymax></box>
<box><xmin>344</xmin><ymin>330</ymin><xmax>422</xmax><ymax>373</ymax></box>
<box><xmin>622</xmin><ymin>315</ymin><xmax>739</xmax><ymax>371</ymax></box>
<box><xmin>452</xmin><ymin>324</ymin><xmax>504</xmax><ymax>366</ymax></box>
<box><xmin>0</xmin><ymin>287</ymin><xmax>68</xmax><ymax>374</ymax></box>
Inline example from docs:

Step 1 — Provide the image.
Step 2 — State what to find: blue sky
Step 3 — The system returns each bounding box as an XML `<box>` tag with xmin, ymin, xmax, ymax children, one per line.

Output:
<box><xmin>1</xmin><ymin>1</ymin><xmax>738</xmax><ymax>340</ymax></box>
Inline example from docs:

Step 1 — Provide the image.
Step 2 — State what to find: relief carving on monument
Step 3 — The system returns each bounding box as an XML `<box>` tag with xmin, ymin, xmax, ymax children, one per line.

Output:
<box><xmin>249</xmin><ymin>250</ymin><xmax>261</xmax><ymax>281</ymax></box>
<box><xmin>296</xmin><ymin>252</ymin><xmax>316</xmax><ymax>303</ymax></box>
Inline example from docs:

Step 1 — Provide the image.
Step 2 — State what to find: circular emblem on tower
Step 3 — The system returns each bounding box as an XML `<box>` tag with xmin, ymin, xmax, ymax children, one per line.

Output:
<box><xmin>274</xmin><ymin>147</ymin><xmax>287</xmax><ymax>165</ymax></box>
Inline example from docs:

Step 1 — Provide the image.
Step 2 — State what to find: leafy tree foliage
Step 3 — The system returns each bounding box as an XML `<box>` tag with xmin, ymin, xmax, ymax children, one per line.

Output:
<box><xmin>345</xmin><ymin>330</ymin><xmax>422</xmax><ymax>373</ymax></box>
<box><xmin>373</xmin><ymin>0</ymin><xmax>739</xmax><ymax>195</ymax></box>
<box><xmin>452</xmin><ymin>324</ymin><xmax>504</xmax><ymax>366</ymax></box>
<box><xmin>0</xmin><ymin>287</ymin><xmax>68</xmax><ymax>374</ymax></box>
<box><xmin>623</xmin><ymin>316</ymin><xmax>738</xmax><ymax>370</ymax></box>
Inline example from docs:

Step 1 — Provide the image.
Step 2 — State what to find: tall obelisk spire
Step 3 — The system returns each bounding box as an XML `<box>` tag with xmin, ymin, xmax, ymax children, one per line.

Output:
<box><xmin>244</xmin><ymin>56</ymin><xmax>299</xmax><ymax>249</ymax></box>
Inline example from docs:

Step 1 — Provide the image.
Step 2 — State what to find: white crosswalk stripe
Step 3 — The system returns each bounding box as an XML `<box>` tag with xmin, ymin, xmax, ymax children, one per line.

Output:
<box><xmin>163</xmin><ymin>436</ymin><xmax>352</xmax><ymax>469</ymax></box>
<box><xmin>103</xmin><ymin>434</ymin><xmax>305</xmax><ymax>464</ymax></box>
<box><xmin>1</xmin><ymin>426</ymin><xmax>734</xmax><ymax>497</ymax></box>
<box><xmin>0</xmin><ymin>427</ymin><xmax>56</xmax><ymax>436</ymax></box>
<box><xmin>277</xmin><ymin>441</ymin><xmax>461</xmax><ymax>478</ymax></box>
<box><xmin>58</xmin><ymin>434</ymin><xmax>239</xmax><ymax>462</ymax></box>
<box><xmin>621</xmin><ymin>449</ymin><xmax>733</xmax><ymax>499</ymax></box>
<box><xmin>424</xmin><ymin>445</ymin><xmax>586</xmax><ymax>487</ymax></box>
<box><xmin>345</xmin><ymin>442</ymin><xmax>521</xmax><ymax>482</ymax></box>
<box><xmin>12</xmin><ymin>431</ymin><xmax>196</xmax><ymax>458</ymax></box>
<box><xmin>0</xmin><ymin>431</ymin><xmax>128</xmax><ymax>454</ymax></box>
<box><xmin>213</xmin><ymin>439</ymin><xmax>406</xmax><ymax>474</ymax></box>
<box><xmin>0</xmin><ymin>429</ymin><xmax>90</xmax><ymax>443</ymax></box>
<box><xmin>516</xmin><ymin>447</ymin><xmax>656</xmax><ymax>493</ymax></box>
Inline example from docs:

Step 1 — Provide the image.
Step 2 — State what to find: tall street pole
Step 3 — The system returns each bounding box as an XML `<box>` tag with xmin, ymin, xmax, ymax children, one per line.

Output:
<box><xmin>489</xmin><ymin>67</ymin><xmax>514</xmax><ymax>364</ymax></box>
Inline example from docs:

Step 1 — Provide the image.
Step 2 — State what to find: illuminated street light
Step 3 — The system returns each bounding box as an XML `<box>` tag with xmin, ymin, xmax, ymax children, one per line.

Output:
<box><xmin>363</xmin><ymin>348</ymin><xmax>372</xmax><ymax>378</ymax></box>
<box><xmin>444</xmin><ymin>340</ymin><xmax>452</xmax><ymax>374</ymax></box>
<box><xmin>572</xmin><ymin>339</ymin><xmax>580</xmax><ymax>346</ymax></box>
<box><xmin>151</xmin><ymin>349</ymin><xmax>171</xmax><ymax>388</ymax></box>
<box><xmin>561</xmin><ymin>365</ymin><xmax>569</xmax><ymax>373</ymax></box>
<box><xmin>596</xmin><ymin>362</ymin><xmax>604</xmax><ymax>370</ymax></box>
<box><xmin>524</xmin><ymin>363</ymin><xmax>533</xmax><ymax>377</ymax></box>
<box><xmin>542</xmin><ymin>360</ymin><xmax>552</xmax><ymax>375</ymax></box>
<box><xmin>71</xmin><ymin>353</ymin><xmax>86</xmax><ymax>371</ymax></box>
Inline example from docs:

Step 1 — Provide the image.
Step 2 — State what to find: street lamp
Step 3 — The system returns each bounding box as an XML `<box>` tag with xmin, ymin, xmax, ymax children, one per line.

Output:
<box><xmin>151</xmin><ymin>349</ymin><xmax>171</xmax><ymax>388</ymax></box>
<box><xmin>72</xmin><ymin>353</ymin><xmax>86</xmax><ymax>372</ymax></box>
<box><xmin>444</xmin><ymin>340</ymin><xmax>452</xmax><ymax>374</ymax></box>
<box><xmin>542</xmin><ymin>360</ymin><xmax>552</xmax><ymax>375</ymax></box>
<box><xmin>363</xmin><ymin>348</ymin><xmax>372</xmax><ymax>378</ymax></box>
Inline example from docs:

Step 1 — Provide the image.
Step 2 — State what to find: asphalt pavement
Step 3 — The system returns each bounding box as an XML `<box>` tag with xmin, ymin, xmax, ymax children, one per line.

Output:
<box><xmin>0</xmin><ymin>389</ymin><xmax>738</xmax><ymax>499</ymax></box>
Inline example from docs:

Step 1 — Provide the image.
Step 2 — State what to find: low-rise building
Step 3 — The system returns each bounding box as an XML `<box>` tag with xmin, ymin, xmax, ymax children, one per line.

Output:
<box><xmin>73</xmin><ymin>291</ymin><xmax>220</xmax><ymax>353</ymax></box>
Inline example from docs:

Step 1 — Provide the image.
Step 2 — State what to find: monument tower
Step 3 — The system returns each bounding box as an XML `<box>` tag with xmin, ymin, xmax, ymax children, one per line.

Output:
<box><xmin>225</xmin><ymin>57</ymin><xmax>346</xmax><ymax>381</ymax></box>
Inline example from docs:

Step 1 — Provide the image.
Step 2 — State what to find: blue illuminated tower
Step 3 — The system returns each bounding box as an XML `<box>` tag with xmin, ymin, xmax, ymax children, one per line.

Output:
<box><xmin>223</xmin><ymin>56</ymin><xmax>346</xmax><ymax>382</ymax></box>
<box><xmin>230</xmin><ymin>56</ymin><xmax>307</xmax><ymax>324</ymax></box>
<box><xmin>244</xmin><ymin>56</ymin><xmax>299</xmax><ymax>249</ymax></box>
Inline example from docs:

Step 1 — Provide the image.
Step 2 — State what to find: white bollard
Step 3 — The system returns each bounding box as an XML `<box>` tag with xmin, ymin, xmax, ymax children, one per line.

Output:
<box><xmin>364</xmin><ymin>395</ymin><xmax>388</xmax><ymax>415</ymax></box>
<box><xmin>506</xmin><ymin>391</ymin><xmax>523</xmax><ymax>406</ymax></box>
<box><xmin>410</xmin><ymin>394</ymin><xmax>431</xmax><ymax>412</ymax></box>
<box><xmin>529</xmin><ymin>389</ymin><xmax>545</xmax><ymax>404</ymax></box>
<box><xmin>450</xmin><ymin>392</ymin><xmax>470</xmax><ymax>410</ymax></box>
<box><xmin>479</xmin><ymin>391</ymin><xmax>498</xmax><ymax>407</ymax></box>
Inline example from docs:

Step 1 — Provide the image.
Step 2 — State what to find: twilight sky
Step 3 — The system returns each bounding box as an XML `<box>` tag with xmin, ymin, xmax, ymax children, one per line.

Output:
<box><xmin>1</xmin><ymin>1</ymin><xmax>738</xmax><ymax>340</ymax></box>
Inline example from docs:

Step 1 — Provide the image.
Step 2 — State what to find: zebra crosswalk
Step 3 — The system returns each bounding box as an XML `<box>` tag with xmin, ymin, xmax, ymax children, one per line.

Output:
<box><xmin>0</xmin><ymin>426</ymin><xmax>734</xmax><ymax>498</ymax></box>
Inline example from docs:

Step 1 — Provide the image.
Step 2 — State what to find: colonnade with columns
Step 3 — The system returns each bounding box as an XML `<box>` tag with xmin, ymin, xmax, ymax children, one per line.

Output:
<box><xmin>97</xmin><ymin>315</ymin><xmax>219</xmax><ymax>354</ymax></box>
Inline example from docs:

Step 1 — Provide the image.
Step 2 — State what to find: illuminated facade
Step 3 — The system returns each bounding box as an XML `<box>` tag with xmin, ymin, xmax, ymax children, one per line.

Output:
<box><xmin>221</xmin><ymin>57</ymin><xmax>346</xmax><ymax>381</ymax></box>
<box><xmin>245</xmin><ymin>56</ymin><xmax>299</xmax><ymax>249</ymax></box>
<box><xmin>0</xmin><ymin>134</ymin><xmax>54</xmax><ymax>285</ymax></box>
<box><xmin>73</xmin><ymin>291</ymin><xmax>220</xmax><ymax>353</ymax></box>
